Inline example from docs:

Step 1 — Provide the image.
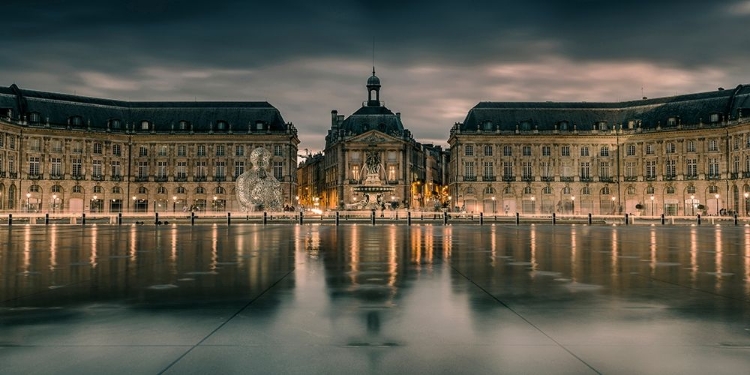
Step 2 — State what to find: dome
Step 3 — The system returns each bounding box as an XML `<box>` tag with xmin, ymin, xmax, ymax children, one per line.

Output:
<box><xmin>367</xmin><ymin>74</ymin><xmax>381</xmax><ymax>87</ymax></box>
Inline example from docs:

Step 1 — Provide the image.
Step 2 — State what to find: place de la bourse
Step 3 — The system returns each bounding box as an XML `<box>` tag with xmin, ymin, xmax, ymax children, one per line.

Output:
<box><xmin>1</xmin><ymin>72</ymin><xmax>750</xmax><ymax>217</ymax></box>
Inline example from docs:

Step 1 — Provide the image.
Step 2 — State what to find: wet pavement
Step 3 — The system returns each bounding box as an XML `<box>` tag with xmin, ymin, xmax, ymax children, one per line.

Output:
<box><xmin>1</xmin><ymin>223</ymin><xmax>749</xmax><ymax>374</ymax></box>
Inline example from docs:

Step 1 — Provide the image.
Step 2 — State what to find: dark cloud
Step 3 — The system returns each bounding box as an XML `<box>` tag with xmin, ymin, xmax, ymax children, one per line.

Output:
<box><xmin>2</xmin><ymin>0</ymin><xmax>749</xmax><ymax>151</ymax></box>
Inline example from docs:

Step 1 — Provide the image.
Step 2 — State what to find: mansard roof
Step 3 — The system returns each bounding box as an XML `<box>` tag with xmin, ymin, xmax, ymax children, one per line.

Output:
<box><xmin>0</xmin><ymin>84</ymin><xmax>290</xmax><ymax>133</ymax></box>
<box><xmin>338</xmin><ymin>105</ymin><xmax>405</xmax><ymax>136</ymax></box>
<box><xmin>460</xmin><ymin>84</ymin><xmax>750</xmax><ymax>132</ymax></box>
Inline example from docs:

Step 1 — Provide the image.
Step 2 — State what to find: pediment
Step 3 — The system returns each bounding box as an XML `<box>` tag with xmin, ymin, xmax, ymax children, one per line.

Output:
<box><xmin>349</xmin><ymin>130</ymin><xmax>402</xmax><ymax>145</ymax></box>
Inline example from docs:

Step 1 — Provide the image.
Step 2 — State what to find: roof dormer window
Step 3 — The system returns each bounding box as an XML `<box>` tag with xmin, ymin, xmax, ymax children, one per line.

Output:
<box><xmin>29</xmin><ymin>112</ymin><xmax>41</xmax><ymax>124</ymax></box>
<box><xmin>141</xmin><ymin>120</ymin><xmax>150</xmax><ymax>130</ymax></box>
<box><xmin>69</xmin><ymin>116</ymin><xmax>83</xmax><ymax>126</ymax></box>
<box><xmin>598</xmin><ymin>121</ymin><xmax>608</xmax><ymax>131</ymax></box>
<box><xmin>179</xmin><ymin>120</ymin><xmax>189</xmax><ymax>131</ymax></box>
<box><xmin>558</xmin><ymin>121</ymin><xmax>569</xmax><ymax>131</ymax></box>
<box><xmin>710</xmin><ymin>113</ymin><xmax>720</xmax><ymax>123</ymax></box>
<box><xmin>217</xmin><ymin>120</ymin><xmax>227</xmax><ymax>131</ymax></box>
<box><xmin>667</xmin><ymin>117</ymin><xmax>678</xmax><ymax>126</ymax></box>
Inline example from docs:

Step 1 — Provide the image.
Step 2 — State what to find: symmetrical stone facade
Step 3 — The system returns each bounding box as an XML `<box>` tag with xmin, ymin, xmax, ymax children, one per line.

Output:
<box><xmin>0</xmin><ymin>85</ymin><xmax>298</xmax><ymax>213</ymax></box>
<box><xmin>448</xmin><ymin>85</ymin><xmax>750</xmax><ymax>216</ymax></box>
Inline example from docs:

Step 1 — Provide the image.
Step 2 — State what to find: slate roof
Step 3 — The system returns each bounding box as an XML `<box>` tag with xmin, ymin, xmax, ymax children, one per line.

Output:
<box><xmin>338</xmin><ymin>105</ymin><xmax>405</xmax><ymax>136</ymax></box>
<box><xmin>460</xmin><ymin>84</ymin><xmax>750</xmax><ymax>132</ymax></box>
<box><xmin>0</xmin><ymin>84</ymin><xmax>290</xmax><ymax>133</ymax></box>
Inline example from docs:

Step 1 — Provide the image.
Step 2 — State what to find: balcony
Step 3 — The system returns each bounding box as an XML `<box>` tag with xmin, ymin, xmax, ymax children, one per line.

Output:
<box><xmin>50</xmin><ymin>174</ymin><xmax>64</xmax><ymax>180</ymax></box>
<box><xmin>502</xmin><ymin>175</ymin><xmax>515</xmax><ymax>182</ymax></box>
<box><xmin>645</xmin><ymin>176</ymin><xmax>656</xmax><ymax>181</ymax></box>
<box><xmin>134</xmin><ymin>176</ymin><xmax>149</xmax><ymax>182</ymax></box>
<box><xmin>599</xmin><ymin>177</ymin><xmax>614</xmax><ymax>183</ymax></box>
<box><xmin>730</xmin><ymin>172</ymin><xmax>739</xmax><ymax>179</ymax></box>
<box><xmin>155</xmin><ymin>176</ymin><xmax>168</xmax><ymax>182</ymax></box>
<box><xmin>482</xmin><ymin>175</ymin><xmax>496</xmax><ymax>182</ymax></box>
<box><xmin>624</xmin><ymin>176</ymin><xmax>638</xmax><ymax>182</ymax></box>
<box><xmin>348</xmin><ymin>179</ymin><xmax>360</xmax><ymax>184</ymax></box>
<box><xmin>560</xmin><ymin>176</ymin><xmax>574</xmax><ymax>182</ymax></box>
<box><xmin>744</xmin><ymin>172</ymin><xmax>750</xmax><ymax>178</ymax></box>
<box><xmin>463</xmin><ymin>176</ymin><xmax>477</xmax><ymax>182</ymax></box>
<box><xmin>541</xmin><ymin>176</ymin><xmax>555</xmax><ymax>182</ymax></box>
<box><xmin>213</xmin><ymin>176</ymin><xmax>226</xmax><ymax>182</ymax></box>
<box><xmin>386</xmin><ymin>180</ymin><xmax>399</xmax><ymax>185</ymax></box>
<box><xmin>28</xmin><ymin>174</ymin><xmax>43</xmax><ymax>180</ymax></box>
<box><xmin>0</xmin><ymin>171</ymin><xmax>5</xmax><ymax>178</ymax></box>
<box><xmin>685</xmin><ymin>174</ymin><xmax>698</xmax><ymax>180</ymax></box>
<box><xmin>580</xmin><ymin>176</ymin><xmax>593</xmax><ymax>182</ymax></box>
<box><xmin>92</xmin><ymin>175</ymin><xmax>104</xmax><ymax>181</ymax></box>
<box><xmin>174</xmin><ymin>176</ymin><xmax>188</xmax><ymax>182</ymax></box>
<box><xmin>521</xmin><ymin>175</ymin><xmax>534</xmax><ymax>182</ymax></box>
<box><xmin>707</xmin><ymin>174</ymin><xmax>721</xmax><ymax>180</ymax></box>
<box><xmin>663</xmin><ymin>175</ymin><xmax>676</xmax><ymax>181</ymax></box>
<box><xmin>72</xmin><ymin>174</ymin><xmax>86</xmax><ymax>181</ymax></box>
<box><xmin>193</xmin><ymin>176</ymin><xmax>207</xmax><ymax>182</ymax></box>
<box><xmin>110</xmin><ymin>175</ymin><xmax>122</xmax><ymax>181</ymax></box>
<box><xmin>9</xmin><ymin>172</ymin><xmax>18</xmax><ymax>179</ymax></box>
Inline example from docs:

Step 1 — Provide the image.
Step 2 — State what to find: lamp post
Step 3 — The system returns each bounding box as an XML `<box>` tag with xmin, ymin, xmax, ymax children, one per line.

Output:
<box><xmin>650</xmin><ymin>195</ymin><xmax>655</xmax><ymax>216</ymax></box>
<box><xmin>26</xmin><ymin>193</ymin><xmax>31</xmax><ymax>212</ymax></box>
<box><xmin>173</xmin><ymin>196</ymin><xmax>176</xmax><ymax>212</ymax></box>
<box><xmin>93</xmin><ymin>195</ymin><xmax>97</xmax><ymax>213</ymax></box>
<box><xmin>611</xmin><ymin>196</ymin><xmax>616</xmax><ymax>214</ymax></box>
<box><xmin>690</xmin><ymin>195</ymin><xmax>695</xmax><ymax>216</ymax></box>
<box><xmin>491</xmin><ymin>196</ymin><xmax>496</xmax><ymax>214</ymax></box>
<box><xmin>745</xmin><ymin>192</ymin><xmax>749</xmax><ymax>217</ymax></box>
<box><xmin>52</xmin><ymin>194</ymin><xmax>57</xmax><ymax>213</ymax></box>
<box><xmin>715</xmin><ymin>194</ymin><xmax>720</xmax><ymax>215</ymax></box>
<box><xmin>571</xmin><ymin>196</ymin><xmax>575</xmax><ymax>215</ymax></box>
<box><xmin>213</xmin><ymin>196</ymin><xmax>217</xmax><ymax>212</ymax></box>
<box><xmin>132</xmin><ymin>196</ymin><xmax>137</xmax><ymax>213</ymax></box>
<box><xmin>530</xmin><ymin>196</ymin><xmax>535</xmax><ymax>214</ymax></box>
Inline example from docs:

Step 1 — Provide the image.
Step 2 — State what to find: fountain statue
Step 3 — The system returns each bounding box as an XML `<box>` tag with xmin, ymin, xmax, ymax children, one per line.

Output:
<box><xmin>236</xmin><ymin>147</ymin><xmax>283</xmax><ymax>211</ymax></box>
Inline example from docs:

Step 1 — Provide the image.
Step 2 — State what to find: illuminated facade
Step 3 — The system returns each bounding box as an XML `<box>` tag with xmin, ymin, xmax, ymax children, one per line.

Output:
<box><xmin>0</xmin><ymin>84</ymin><xmax>299</xmax><ymax>213</ymax></box>
<box><xmin>448</xmin><ymin>85</ymin><xmax>750</xmax><ymax>216</ymax></box>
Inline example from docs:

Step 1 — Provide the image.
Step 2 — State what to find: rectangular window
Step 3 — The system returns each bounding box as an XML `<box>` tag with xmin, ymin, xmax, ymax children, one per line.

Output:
<box><xmin>387</xmin><ymin>165</ymin><xmax>397</xmax><ymax>181</ymax></box>
<box><xmin>465</xmin><ymin>145</ymin><xmax>474</xmax><ymax>156</ymax></box>
<box><xmin>72</xmin><ymin>158</ymin><xmax>82</xmax><ymax>176</ymax></box>
<box><xmin>73</xmin><ymin>141</ymin><xmax>82</xmax><ymax>153</ymax></box>
<box><xmin>138</xmin><ymin>161</ymin><xmax>149</xmax><ymax>178</ymax></box>
<box><xmin>580</xmin><ymin>162</ymin><xmax>590</xmax><ymax>179</ymax></box>
<box><xmin>561</xmin><ymin>146</ymin><xmax>570</xmax><ymax>157</ymax></box>
<box><xmin>599</xmin><ymin>161</ymin><xmax>610</xmax><ymax>178</ymax></box>
<box><xmin>626</xmin><ymin>144</ymin><xmax>636</xmax><ymax>156</ymax></box>
<box><xmin>139</xmin><ymin>146</ymin><xmax>148</xmax><ymax>157</ymax></box>
<box><xmin>540</xmin><ymin>161</ymin><xmax>551</xmax><ymax>178</ymax></box>
<box><xmin>51</xmin><ymin>157</ymin><xmax>62</xmax><ymax>176</ymax></box>
<box><xmin>484</xmin><ymin>145</ymin><xmax>493</xmax><ymax>156</ymax></box>
<box><xmin>157</xmin><ymin>161</ymin><xmax>168</xmax><ymax>178</ymax></box>
<box><xmin>52</xmin><ymin>140</ymin><xmax>62</xmax><ymax>153</ymax></box>
<box><xmin>708</xmin><ymin>158</ymin><xmax>720</xmax><ymax>176</ymax></box>
<box><xmin>28</xmin><ymin>156</ymin><xmax>40</xmax><ymax>175</ymax></box>
<box><xmin>30</xmin><ymin>138</ymin><xmax>41</xmax><ymax>152</ymax></box>
<box><xmin>464</xmin><ymin>161</ymin><xmax>475</xmax><ymax>178</ymax></box>
<box><xmin>235</xmin><ymin>161</ymin><xmax>245</xmax><ymax>178</ymax></box>
<box><xmin>215</xmin><ymin>161</ymin><xmax>226</xmax><ymax>179</ymax></box>
<box><xmin>580</xmin><ymin>146</ymin><xmax>589</xmax><ymax>157</ymax></box>
<box><xmin>195</xmin><ymin>161</ymin><xmax>206</xmax><ymax>178</ymax></box>
<box><xmin>522</xmin><ymin>161</ymin><xmax>532</xmax><ymax>179</ymax></box>
<box><xmin>542</xmin><ymin>146</ymin><xmax>551</xmax><ymax>156</ymax></box>
<box><xmin>352</xmin><ymin>165</ymin><xmax>360</xmax><ymax>180</ymax></box>
<box><xmin>687</xmin><ymin>141</ymin><xmax>696</xmax><ymax>153</ymax></box>
<box><xmin>273</xmin><ymin>161</ymin><xmax>283</xmax><ymax>180</ymax></box>
<box><xmin>733</xmin><ymin>156</ymin><xmax>740</xmax><ymax>173</ymax></box>
<box><xmin>483</xmin><ymin>161</ymin><xmax>494</xmax><ymax>178</ymax></box>
<box><xmin>274</xmin><ymin>144</ymin><xmax>283</xmax><ymax>156</ymax></box>
<box><xmin>235</xmin><ymin>145</ymin><xmax>244</xmax><ymax>156</ymax></box>
<box><xmin>92</xmin><ymin>160</ymin><xmax>102</xmax><ymax>177</ymax></box>
<box><xmin>686</xmin><ymin>159</ymin><xmax>697</xmax><ymax>177</ymax></box>
<box><xmin>503</xmin><ymin>146</ymin><xmax>512</xmax><ymax>156</ymax></box>
<box><xmin>522</xmin><ymin>146</ymin><xmax>531</xmax><ymax>156</ymax></box>
<box><xmin>177</xmin><ymin>161</ymin><xmax>187</xmax><ymax>179</ymax></box>
<box><xmin>197</xmin><ymin>145</ymin><xmax>206</xmax><ymax>157</ymax></box>
<box><xmin>708</xmin><ymin>139</ymin><xmax>718</xmax><ymax>152</ymax></box>
<box><xmin>216</xmin><ymin>145</ymin><xmax>225</xmax><ymax>156</ymax></box>
<box><xmin>646</xmin><ymin>144</ymin><xmax>654</xmax><ymax>154</ymax></box>
<box><xmin>93</xmin><ymin>142</ymin><xmax>103</xmax><ymax>154</ymax></box>
<box><xmin>503</xmin><ymin>161</ymin><xmax>513</xmax><ymax>178</ymax></box>
<box><xmin>111</xmin><ymin>161</ymin><xmax>121</xmax><ymax>177</ymax></box>
<box><xmin>387</xmin><ymin>151</ymin><xmax>397</xmax><ymax>162</ymax></box>
<box><xmin>158</xmin><ymin>145</ymin><xmax>168</xmax><ymax>156</ymax></box>
<box><xmin>177</xmin><ymin>145</ymin><xmax>187</xmax><ymax>157</ymax></box>
<box><xmin>600</xmin><ymin>146</ymin><xmax>609</xmax><ymax>157</ymax></box>
<box><xmin>665</xmin><ymin>143</ymin><xmax>675</xmax><ymax>154</ymax></box>
<box><xmin>112</xmin><ymin>144</ymin><xmax>121</xmax><ymax>156</ymax></box>
<box><xmin>645</xmin><ymin>160</ymin><xmax>656</xmax><ymax>179</ymax></box>
<box><xmin>665</xmin><ymin>159</ymin><xmax>676</xmax><ymax>178</ymax></box>
<box><xmin>625</xmin><ymin>162</ymin><xmax>636</xmax><ymax>179</ymax></box>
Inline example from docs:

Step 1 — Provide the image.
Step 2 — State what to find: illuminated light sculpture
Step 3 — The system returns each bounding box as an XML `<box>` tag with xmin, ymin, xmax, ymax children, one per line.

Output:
<box><xmin>236</xmin><ymin>147</ymin><xmax>283</xmax><ymax>212</ymax></box>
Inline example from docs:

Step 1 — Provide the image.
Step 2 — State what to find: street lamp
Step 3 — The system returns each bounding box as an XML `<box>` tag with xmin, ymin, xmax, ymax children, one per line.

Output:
<box><xmin>715</xmin><ymin>194</ymin><xmax>720</xmax><ymax>215</ymax></box>
<box><xmin>213</xmin><ymin>196</ymin><xmax>217</xmax><ymax>211</ymax></box>
<box><xmin>491</xmin><ymin>196</ymin><xmax>496</xmax><ymax>214</ymax></box>
<box><xmin>650</xmin><ymin>195</ymin><xmax>655</xmax><ymax>216</ymax></box>
<box><xmin>745</xmin><ymin>192</ymin><xmax>749</xmax><ymax>217</ymax></box>
<box><xmin>93</xmin><ymin>195</ymin><xmax>97</xmax><ymax>213</ymax></box>
<box><xmin>530</xmin><ymin>196</ymin><xmax>535</xmax><ymax>214</ymax></box>
<box><xmin>611</xmin><ymin>196</ymin><xmax>616</xmax><ymax>214</ymax></box>
<box><xmin>690</xmin><ymin>195</ymin><xmax>695</xmax><ymax>216</ymax></box>
<box><xmin>132</xmin><ymin>196</ymin><xmax>137</xmax><ymax>213</ymax></box>
<box><xmin>173</xmin><ymin>196</ymin><xmax>177</xmax><ymax>212</ymax></box>
<box><xmin>26</xmin><ymin>193</ymin><xmax>31</xmax><ymax>212</ymax></box>
<box><xmin>52</xmin><ymin>194</ymin><xmax>57</xmax><ymax>213</ymax></box>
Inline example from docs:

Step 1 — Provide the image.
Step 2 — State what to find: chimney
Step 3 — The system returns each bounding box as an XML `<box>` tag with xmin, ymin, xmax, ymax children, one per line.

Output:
<box><xmin>331</xmin><ymin>110</ymin><xmax>338</xmax><ymax>128</ymax></box>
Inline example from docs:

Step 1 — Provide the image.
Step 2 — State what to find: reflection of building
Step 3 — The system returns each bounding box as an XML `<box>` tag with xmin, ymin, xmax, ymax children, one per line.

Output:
<box><xmin>449</xmin><ymin>85</ymin><xmax>750</xmax><ymax>216</ymax></box>
<box><xmin>0</xmin><ymin>84</ymin><xmax>298</xmax><ymax>212</ymax></box>
<box><xmin>311</xmin><ymin>70</ymin><xmax>446</xmax><ymax>210</ymax></box>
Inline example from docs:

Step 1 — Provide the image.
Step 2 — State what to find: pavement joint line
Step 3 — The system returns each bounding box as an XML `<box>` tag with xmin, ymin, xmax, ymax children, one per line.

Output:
<box><xmin>450</xmin><ymin>265</ymin><xmax>603</xmax><ymax>375</ymax></box>
<box><xmin>156</xmin><ymin>267</ymin><xmax>296</xmax><ymax>375</ymax></box>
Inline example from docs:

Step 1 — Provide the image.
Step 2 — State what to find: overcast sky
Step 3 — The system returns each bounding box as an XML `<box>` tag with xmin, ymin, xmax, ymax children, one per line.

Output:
<box><xmin>3</xmin><ymin>0</ymin><xmax>750</xmax><ymax>152</ymax></box>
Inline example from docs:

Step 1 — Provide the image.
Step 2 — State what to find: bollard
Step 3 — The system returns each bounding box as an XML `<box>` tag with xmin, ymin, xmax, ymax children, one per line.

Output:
<box><xmin>8</xmin><ymin>214</ymin><xmax>12</xmax><ymax>226</ymax></box>
<box><xmin>45</xmin><ymin>213</ymin><xmax>49</xmax><ymax>226</ymax></box>
<box><xmin>227</xmin><ymin>212</ymin><xmax>231</xmax><ymax>226</ymax></box>
<box><xmin>515</xmin><ymin>212</ymin><xmax>520</xmax><ymax>225</ymax></box>
<box><xmin>734</xmin><ymin>213</ymin><xmax>738</xmax><ymax>226</ymax></box>
<box><xmin>82</xmin><ymin>213</ymin><xmax>86</xmax><ymax>226</ymax></box>
<box><xmin>588</xmin><ymin>213</ymin><xmax>592</xmax><ymax>225</ymax></box>
<box><xmin>443</xmin><ymin>211</ymin><xmax>448</xmax><ymax>225</ymax></box>
<box><xmin>697</xmin><ymin>214</ymin><xmax>701</xmax><ymax>225</ymax></box>
<box><xmin>480</xmin><ymin>212</ymin><xmax>484</xmax><ymax>225</ymax></box>
<box><xmin>263</xmin><ymin>211</ymin><xmax>268</xmax><ymax>225</ymax></box>
<box><xmin>625</xmin><ymin>213</ymin><xmax>629</xmax><ymax>226</ymax></box>
<box><xmin>420</xmin><ymin>212</ymin><xmax>423</xmax><ymax>220</ymax></box>
<box><xmin>552</xmin><ymin>212</ymin><xmax>556</xmax><ymax>225</ymax></box>
<box><xmin>408</xmin><ymin>211</ymin><xmax>412</xmax><ymax>226</ymax></box>
<box><xmin>118</xmin><ymin>212</ymin><xmax>122</xmax><ymax>225</ymax></box>
<box><xmin>335</xmin><ymin>211</ymin><xmax>340</xmax><ymax>226</ymax></box>
<box><xmin>661</xmin><ymin>214</ymin><xmax>665</xmax><ymax>225</ymax></box>
<box><xmin>191</xmin><ymin>212</ymin><xmax>195</xmax><ymax>226</ymax></box>
<box><xmin>371</xmin><ymin>210</ymin><xmax>376</xmax><ymax>225</ymax></box>
<box><xmin>155</xmin><ymin>212</ymin><xmax>159</xmax><ymax>225</ymax></box>
<box><xmin>299</xmin><ymin>211</ymin><xmax>304</xmax><ymax>225</ymax></box>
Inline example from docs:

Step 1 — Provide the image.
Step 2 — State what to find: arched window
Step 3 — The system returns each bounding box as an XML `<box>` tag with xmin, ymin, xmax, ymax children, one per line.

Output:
<box><xmin>562</xmin><ymin>186</ymin><xmax>571</xmax><ymax>195</ymax></box>
<box><xmin>29</xmin><ymin>184</ymin><xmax>41</xmax><ymax>192</ymax></box>
<box><xmin>157</xmin><ymin>186</ymin><xmax>167</xmax><ymax>194</ymax></box>
<box><xmin>465</xmin><ymin>187</ymin><xmax>475</xmax><ymax>195</ymax></box>
<box><xmin>176</xmin><ymin>186</ymin><xmax>186</xmax><ymax>194</ymax></box>
<box><xmin>72</xmin><ymin>185</ymin><xmax>83</xmax><ymax>193</ymax></box>
<box><xmin>196</xmin><ymin>187</ymin><xmax>205</xmax><ymax>194</ymax></box>
<box><xmin>582</xmin><ymin>186</ymin><xmax>591</xmax><ymax>195</ymax></box>
<box><xmin>708</xmin><ymin>185</ymin><xmax>718</xmax><ymax>194</ymax></box>
<box><xmin>601</xmin><ymin>187</ymin><xmax>610</xmax><ymax>195</ymax></box>
<box><xmin>503</xmin><ymin>186</ymin><xmax>513</xmax><ymax>194</ymax></box>
<box><xmin>523</xmin><ymin>186</ymin><xmax>533</xmax><ymax>194</ymax></box>
<box><xmin>646</xmin><ymin>186</ymin><xmax>655</xmax><ymax>194</ymax></box>
<box><xmin>93</xmin><ymin>186</ymin><xmax>103</xmax><ymax>193</ymax></box>
<box><xmin>686</xmin><ymin>185</ymin><xmax>696</xmax><ymax>194</ymax></box>
<box><xmin>137</xmin><ymin>186</ymin><xmax>148</xmax><ymax>194</ymax></box>
<box><xmin>51</xmin><ymin>185</ymin><xmax>63</xmax><ymax>193</ymax></box>
<box><xmin>542</xmin><ymin>186</ymin><xmax>552</xmax><ymax>195</ymax></box>
<box><xmin>112</xmin><ymin>186</ymin><xmax>122</xmax><ymax>194</ymax></box>
<box><xmin>214</xmin><ymin>186</ymin><xmax>226</xmax><ymax>194</ymax></box>
<box><xmin>627</xmin><ymin>186</ymin><xmax>636</xmax><ymax>195</ymax></box>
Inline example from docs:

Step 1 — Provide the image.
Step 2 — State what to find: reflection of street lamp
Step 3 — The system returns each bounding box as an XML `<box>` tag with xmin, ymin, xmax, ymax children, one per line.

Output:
<box><xmin>530</xmin><ymin>196</ymin><xmax>535</xmax><ymax>214</ymax></box>
<box><xmin>611</xmin><ymin>196</ymin><xmax>616</xmax><ymax>214</ymax></box>
<box><xmin>691</xmin><ymin>195</ymin><xmax>695</xmax><ymax>216</ymax></box>
<box><xmin>744</xmin><ymin>192</ymin><xmax>749</xmax><ymax>217</ymax></box>
<box><xmin>52</xmin><ymin>194</ymin><xmax>57</xmax><ymax>213</ymax></box>
<box><xmin>173</xmin><ymin>196</ymin><xmax>176</xmax><ymax>212</ymax></box>
<box><xmin>132</xmin><ymin>196</ymin><xmax>137</xmax><ymax>212</ymax></box>
<box><xmin>26</xmin><ymin>193</ymin><xmax>31</xmax><ymax>212</ymax></box>
<box><xmin>93</xmin><ymin>195</ymin><xmax>97</xmax><ymax>212</ymax></box>
<box><xmin>715</xmin><ymin>194</ymin><xmax>720</xmax><ymax>215</ymax></box>
<box><xmin>491</xmin><ymin>196</ymin><xmax>496</xmax><ymax>214</ymax></box>
<box><xmin>213</xmin><ymin>196</ymin><xmax>217</xmax><ymax>211</ymax></box>
<box><xmin>571</xmin><ymin>196</ymin><xmax>575</xmax><ymax>215</ymax></box>
<box><xmin>650</xmin><ymin>195</ymin><xmax>655</xmax><ymax>216</ymax></box>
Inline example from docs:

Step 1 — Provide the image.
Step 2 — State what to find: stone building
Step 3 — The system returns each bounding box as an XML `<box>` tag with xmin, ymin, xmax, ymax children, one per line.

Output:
<box><xmin>0</xmin><ymin>84</ymin><xmax>298</xmax><ymax>213</ymax></box>
<box><xmin>312</xmin><ymin>70</ymin><xmax>446</xmax><ymax>211</ymax></box>
<box><xmin>448</xmin><ymin>84</ymin><xmax>750</xmax><ymax>216</ymax></box>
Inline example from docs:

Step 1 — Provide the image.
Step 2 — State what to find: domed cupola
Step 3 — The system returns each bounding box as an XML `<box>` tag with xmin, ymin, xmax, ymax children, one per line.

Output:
<box><xmin>366</xmin><ymin>68</ymin><xmax>381</xmax><ymax>106</ymax></box>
